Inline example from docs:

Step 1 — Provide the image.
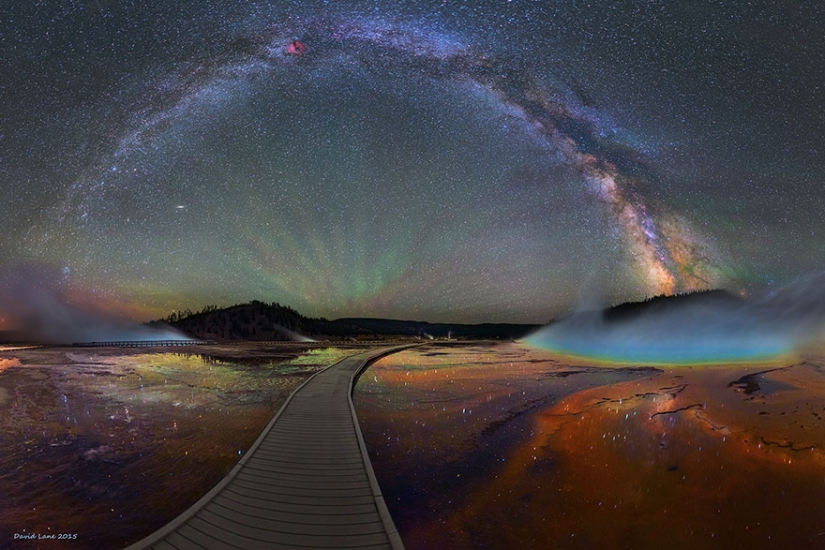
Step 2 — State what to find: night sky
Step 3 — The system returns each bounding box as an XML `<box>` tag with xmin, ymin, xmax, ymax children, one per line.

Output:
<box><xmin>1</xmin><ymin>1</ymin><xmax>823</xmax><ymax>326</ymax></box>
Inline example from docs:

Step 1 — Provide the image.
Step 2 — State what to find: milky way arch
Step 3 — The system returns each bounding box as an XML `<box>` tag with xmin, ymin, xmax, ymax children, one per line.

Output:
<box><xmin>59</xmin><ymin>15</ymin><xmax>725</xmax><ymax>315</ymax></box>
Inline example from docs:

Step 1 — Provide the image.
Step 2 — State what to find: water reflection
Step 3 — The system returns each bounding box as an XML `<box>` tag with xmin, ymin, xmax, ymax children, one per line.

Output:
<box><xmin>0</xmin><ymin>345</ymin><xmax>353</xmax><ymax>548</ymax></box>
<box><xmin>355</xmin><ymin>343</ymin><xmax>825</xmax><ymax>549</ymax></box>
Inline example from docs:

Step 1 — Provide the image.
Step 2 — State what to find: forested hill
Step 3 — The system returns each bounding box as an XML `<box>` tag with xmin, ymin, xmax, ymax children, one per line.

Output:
<box><xmin>601</xmin><ymin>289</ymin><xmax>742</xmax><ymax>323</ymax></box>
<box><xmin>149</xmin><ymin>301</ymin><xmax>539</xmax><ymax>341</ymax></box>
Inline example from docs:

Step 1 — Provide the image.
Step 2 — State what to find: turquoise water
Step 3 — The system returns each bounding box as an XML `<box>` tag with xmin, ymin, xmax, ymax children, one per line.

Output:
<box><xmin>524</xmin><ymin>326</ymin><xmax>794</xmax><ymax>364</ymax></box>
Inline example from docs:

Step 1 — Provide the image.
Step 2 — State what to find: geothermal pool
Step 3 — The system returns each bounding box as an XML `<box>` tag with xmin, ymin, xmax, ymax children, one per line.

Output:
<box><xmin>0</xmin><ymin>344</ymin><xmax>355</xmax><ymax>549</ymax></box>
<box><xmin>355</xmin><ymin>343</ymin><xmax>825</xmax><ymax>549</ymax></box>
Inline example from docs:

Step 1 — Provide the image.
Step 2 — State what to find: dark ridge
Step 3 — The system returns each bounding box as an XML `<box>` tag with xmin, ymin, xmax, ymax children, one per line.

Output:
<box><xmin>148</xmin><ymin>301</ymin><xmax>539</xmax><ymax>341</ymax></box>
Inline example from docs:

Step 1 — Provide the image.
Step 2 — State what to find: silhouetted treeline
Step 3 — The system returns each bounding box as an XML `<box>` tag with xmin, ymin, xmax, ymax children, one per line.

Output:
<box><xmin>148</xmin><ymin>301</ymin><xmax>539</xmax><ymax>341</ymax></box>
<box><xmin>164</xmin><ymin>304</ymin><xmax>220</xmax><ymax>324</ymax></box>
<box><xmin>602</xmin><ymin>289</ymin><xmax>741</xmax><ymax>323</ymax></box>
<box><xmin>149</xmin><ymin>301</ymin><xmax>348</xmax><ymax>341</ymax></box>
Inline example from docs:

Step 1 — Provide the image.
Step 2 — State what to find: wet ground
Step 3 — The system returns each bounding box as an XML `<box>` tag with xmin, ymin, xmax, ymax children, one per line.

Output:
<box><xmin>0</xmin><ymin>343</ymin><xmax>358</xmax><ymax>549</ymax></box>
<box><xmin>355</xmin><ymin>342</ymin><xmax>825</xmax><ymax>549</ymax></box>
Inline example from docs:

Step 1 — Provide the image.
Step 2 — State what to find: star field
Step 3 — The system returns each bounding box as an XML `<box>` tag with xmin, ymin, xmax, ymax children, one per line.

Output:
<box><xmin>1</xmin><ymin>1</ymin><xmax>823</xmax><ymax>326</ymax></box>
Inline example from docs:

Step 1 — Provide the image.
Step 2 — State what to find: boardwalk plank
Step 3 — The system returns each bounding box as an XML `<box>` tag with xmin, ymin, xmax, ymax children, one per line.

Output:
<box><xmin>230</xmin><ymin>477</ymin><xmax>374</xmax><ymax>497</ymax></box>
<box><xmin>208</xmin><ymin>502</ymin><xmax>388</xmax><ymax>536</ymax></box>
<box><xmin>233</xmin><ymin>474</ymin><xmax>372</xmax><ymax>490</ymax></box>
<box><xmin>226</xmin><ymin>485</ymin><xmax>377</xmax><ymax>506</ymax></box>
<box><xmin>242</xmin><ymin>462</ymin><xmax>367</xmax><ymax>478</ymax></box>
<box><xmin>195</xmin><ymin>511</ymin><xmax>392</xmax><ymax>548</ymax></box>
<box><xmin>147</xmin><ymin>540</ymin><xmax>182</xmax><ymax>550</ymax></box>
<box><xmin>174</xmin><ymin>526</ymin><xmax>240</xmax><ymax>550</ymax></box>
<box><xmin>236</xmin><ymin>470</ymin><xmax>372</xmax><ymax>490</ymax></box>
<box><xmin>214</xmin><ymin>493</ymin><xmax>378</xmax><ymax>516</ymax></box>
<box><xmin>253</xmin><ymin>447</ymin><xmax>362</xmax><ymax>456</ymax></box>
<box><xmin>250</xmin><ymin>446</ymin><xmax>362</xmax><ymax>457</ymax></box>
<box><xmin>259</xmin><ymin>433</ymin><xmax>355</xmax><ymax>441</ymax></box>
<box><xmin>248</xmin><ymin>451</ymin><xmax>365</xmax><ymax>464</ymax></box>
<box><xmin>212</xmin><ymin>495</ymin><xmax>382</xmax><ymax>524</ymax></box>
<box><xmin>242</xmin><ymin>455</ymin><xmax>366</xmax><ymax>468</ymax></box>
<box><xmin>245</xmin><ymin>452</ymin><xmax>366</xmax><ymax>464</ymax></box>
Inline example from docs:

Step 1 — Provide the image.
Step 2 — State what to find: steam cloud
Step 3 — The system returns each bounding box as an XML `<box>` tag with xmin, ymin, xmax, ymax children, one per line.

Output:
<box><xmin>526</xmin><ymin>275</ymin><xmax>825</xmax><ymax>364</ymax></box>
<box><xmin>0</xmin><ymin>266</ymin><xmax>188</xmax><ymax>344</ymax></box>
<box><xmin>273</xmin><ymin>323</ymin><xmax>316</xmax><ymax>343</ymax></box>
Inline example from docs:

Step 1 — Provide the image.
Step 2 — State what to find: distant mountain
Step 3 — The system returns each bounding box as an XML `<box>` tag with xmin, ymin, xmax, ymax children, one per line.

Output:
<box><xmin>334</xmin><ymin>318</ymin><xmax>539</xmax><ymax>340</ymax></box>
<box><xmin>151</xmin><ymin>301</ymin><xmax>539</xmax><ymax>341</ymax></box>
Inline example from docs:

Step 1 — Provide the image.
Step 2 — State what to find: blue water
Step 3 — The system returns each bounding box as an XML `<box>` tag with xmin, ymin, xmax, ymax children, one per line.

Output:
<box><xmin>525</xmin><ymin>323</ymin><xmax>796</xmax><ymax>364</ymax></box>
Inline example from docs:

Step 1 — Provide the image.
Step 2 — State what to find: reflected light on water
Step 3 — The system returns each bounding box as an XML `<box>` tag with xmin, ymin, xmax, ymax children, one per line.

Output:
<box><xmin>0</xmin><ymin>345</ymin><xmax>353</xmax><ymax>548</ymax></box>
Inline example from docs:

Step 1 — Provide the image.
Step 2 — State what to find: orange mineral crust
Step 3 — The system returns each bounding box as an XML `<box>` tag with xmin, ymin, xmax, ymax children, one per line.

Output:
<box><xmin>356</xmin><ymin>344</ymin><xmax>825</xmax><ymax>549</ymax></box>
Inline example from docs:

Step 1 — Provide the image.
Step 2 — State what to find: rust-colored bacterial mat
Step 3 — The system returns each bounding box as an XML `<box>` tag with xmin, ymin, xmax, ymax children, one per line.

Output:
<box><xmin>355</xmin><ymin>342</ymin><xmax>825</xmax><ymax>549</ymax></box>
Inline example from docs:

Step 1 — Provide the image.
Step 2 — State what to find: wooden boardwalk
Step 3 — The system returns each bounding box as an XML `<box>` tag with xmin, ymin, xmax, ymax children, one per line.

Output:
<box><xmin>73</xmin><ymin>340</ymin><xmax>217</xmax><ymax>348</ymax></box>
<box><xmin>125</xmin><ymin>346</ymin><xmax>409</xmax><ymax>550</ymax></box>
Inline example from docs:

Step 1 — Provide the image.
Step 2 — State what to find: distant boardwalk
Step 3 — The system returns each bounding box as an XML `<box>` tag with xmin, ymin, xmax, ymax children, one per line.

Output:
<box><xmin>125</xmin><ymin>346</ymin><xmax>409</xmax><ymax>550</ymax></box>
<box><xmin>73</xmin><ymin>340</ymin><xmax>217</xmax><ymax>348</ymax></box>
